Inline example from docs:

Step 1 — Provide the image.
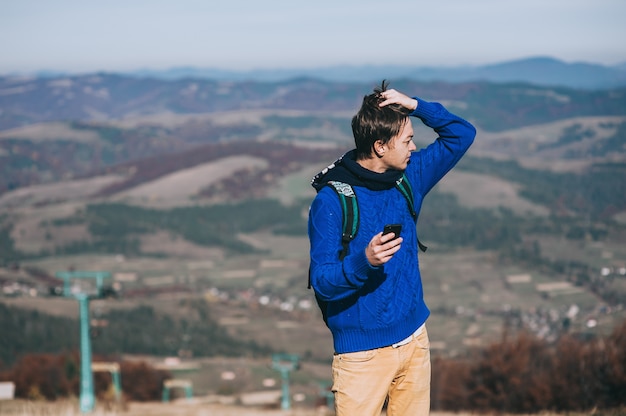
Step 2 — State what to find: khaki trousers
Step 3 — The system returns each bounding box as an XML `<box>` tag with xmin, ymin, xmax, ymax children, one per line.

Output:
<box><xmin>331</xmin><ymin>326</ymin><xmax>431</xmax><ymax>416</ymax></box>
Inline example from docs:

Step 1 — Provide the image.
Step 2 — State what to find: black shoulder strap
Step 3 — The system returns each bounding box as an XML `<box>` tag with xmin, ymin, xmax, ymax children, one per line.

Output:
<box><xmin>396</xmin><ymin>173</ymin><xmax>428</xmax><ymax>252</ymax></box>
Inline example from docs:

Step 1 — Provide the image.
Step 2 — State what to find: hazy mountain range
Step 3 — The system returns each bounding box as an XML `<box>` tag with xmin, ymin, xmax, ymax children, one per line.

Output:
<box><xmin>2</xmin><ymin>73</ymin><xmax>625</xmax><ymax>134</ymax></box>
<box><xmin>125</xmin><ymin>56</ymin><xmax>626</xmax><ymax>90</ymax></box>
<box><xmin>13</xmin><ymin>56</ymin><xmax>626</xmax><ymax>90</ymax></box>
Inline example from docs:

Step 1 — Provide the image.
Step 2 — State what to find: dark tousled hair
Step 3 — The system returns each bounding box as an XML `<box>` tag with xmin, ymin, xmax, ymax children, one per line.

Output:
<box><xmin>351</xmin><ymin>80</ymin><xmax>411</xmax><ymax>160</ymax></box>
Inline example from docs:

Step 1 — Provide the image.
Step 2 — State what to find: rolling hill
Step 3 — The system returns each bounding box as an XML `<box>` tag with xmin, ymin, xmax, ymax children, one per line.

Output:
<box><xmin>1</xmin><ymin>74</ymin><xmax>625</xmax><ymax>376</ymax></box>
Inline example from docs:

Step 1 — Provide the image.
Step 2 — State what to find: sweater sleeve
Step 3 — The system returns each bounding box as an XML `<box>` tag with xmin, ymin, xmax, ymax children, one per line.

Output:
<box><xmin>408</xmin><ymin>98</ymin><xmax>476</xmax><ymax>195</ymax></box>
<box><xmin>308</xmin><ymin>187</ymin><xmax>375</xmax><ymax>302</ymax></box>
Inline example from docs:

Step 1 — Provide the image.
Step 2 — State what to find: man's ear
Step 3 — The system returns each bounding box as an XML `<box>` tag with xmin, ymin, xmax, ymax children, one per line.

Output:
<box><xmin>373</xmin><ymin>140</ymin><xmax>385</xmax><ymax>158</ymax></box>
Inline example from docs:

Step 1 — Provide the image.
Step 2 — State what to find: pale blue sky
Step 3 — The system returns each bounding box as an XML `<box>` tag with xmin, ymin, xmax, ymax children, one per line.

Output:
<box><xmin>1</xmin><ymin>0</ymin><xmax>625</xmax><ymax>74</ymax></box>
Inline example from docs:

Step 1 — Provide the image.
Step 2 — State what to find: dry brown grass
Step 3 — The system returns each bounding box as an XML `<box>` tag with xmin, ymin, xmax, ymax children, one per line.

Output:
<box><xmin>0</xmin><ymin>399</ymin><xmax>602</xmax><ymax>416</ymax></box>
<box><xmin>112</xmin><ymin>156</ymin><xmax>268</xmax><ymax>208</ymax></box>
<box><xmin>436</xmin><ymin>171</ymin><xmax>549</xmax><ymax>216</ymax></box>
<box><xmin>471</xmin><ymin>115</ymin><xmax>626</xmax><ymax>172</ymax></box>
<box><xmin>0</xmin><ymin>398</ymin><xmax>325</xmax><ymax>416</ymax></box>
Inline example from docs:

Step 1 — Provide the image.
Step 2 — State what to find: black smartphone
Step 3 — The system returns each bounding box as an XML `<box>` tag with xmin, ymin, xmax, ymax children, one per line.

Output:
<box><xmin>383</xmin><ymin>224</ymin><xmax>402</xmax><ymax>240</ymax></box>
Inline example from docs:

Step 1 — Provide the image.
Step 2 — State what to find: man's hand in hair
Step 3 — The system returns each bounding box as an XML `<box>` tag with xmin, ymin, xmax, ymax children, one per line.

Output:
<box><xmin>379</xmin><ymin>89</ymin><xmax>417</xmax><ymax>111</ymax></box>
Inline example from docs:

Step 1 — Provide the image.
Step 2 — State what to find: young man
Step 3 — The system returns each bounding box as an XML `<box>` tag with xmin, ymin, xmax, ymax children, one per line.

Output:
<box><xmin>308</xmin><ymin>81</ymin><xmax>476</xmax><ymax>415</ymax></box>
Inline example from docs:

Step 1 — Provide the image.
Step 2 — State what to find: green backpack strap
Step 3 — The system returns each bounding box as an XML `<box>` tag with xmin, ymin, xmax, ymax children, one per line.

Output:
<box><xmin>395</xmin><ymin>173</ymin><xmax>428</xmax><ymax>252</ymax></box>
<box><xmin>327</xmin><ymin>181</ymin><xmax>359</xmax><ymax>260</ymax></box>
<box><xmin>395</xmin><ymin>173</ymin><xmax>416</xmax><ymax>219</ymax></box>
<box><xmin>308</xmin><ymin>175</ymin><xmax>425</xmax><ymax>290</ymax></box>
<box><xmin>307</xmin><ymin>180</ymin><xmax>358</xmax><ymax>290</ymax></box>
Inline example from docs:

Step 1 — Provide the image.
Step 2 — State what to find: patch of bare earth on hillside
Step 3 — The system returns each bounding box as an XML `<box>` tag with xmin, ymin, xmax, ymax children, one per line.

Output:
<box><xmin>113</xmin><ymin>156</ymin><xmax>268</xmax><ymax>207</ymax></box>
<box><xmin>0</xmin><ymin>297</ymin><xmax>79</xmax><ymax>318</ymax></box>
<box><xmin>0</xmin><ymin>174</ymin><xmax>127</xmax><ymax>210</ymax></box>
<box><xmin>110</xmin><ymin>109</ymin><xmax>354</xmax><ymax>130</ymax></box>
<box><xmin>472</xmin><ymin>116</ymin><xmax>626</xmax><ymax>172</ymax></box>
<box><xmin>8</xmin><ymin>201</ymin><xmax>94</xmax><ymax>254</ymax></box>
<box><xmin>235</xmin><ymin>231</ymin><xmax>310</xmax><ymax>259</ymax></box>
<box><xmin>0</xmin><ymin>121</ymin><xmax>102</xmax><ymax>142</ymax></box>
<box><xmin>110</xmin><ymin>109</ymin><xmax>268</xmax><ymax>130</ymax></box>
<box><xmin>140</xmin><ymin>231</ymin><xmax>225</xmax><ymax>260</ymax></box>
<box><xmin>437</xmin><ymin>171</ymin><xmax>549</xmax><ymax>216</ymax></box>
<box><xmin>12</xmin><ymin>221</ymin><xmax>90</xmax><ymax>254</ymax></box>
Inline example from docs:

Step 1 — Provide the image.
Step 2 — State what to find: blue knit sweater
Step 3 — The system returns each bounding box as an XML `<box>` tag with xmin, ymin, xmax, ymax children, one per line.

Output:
<box><xmin>308</xmin><ymin>98</ymin><xmax>476</xmax><ymax>354</ymax></box>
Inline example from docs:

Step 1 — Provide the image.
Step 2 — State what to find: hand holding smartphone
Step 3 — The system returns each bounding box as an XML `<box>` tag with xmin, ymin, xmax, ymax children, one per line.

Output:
<box><xmin>383</xmin><ymin>224</ymin><xmax>402</xmax><ymax>240</ymax></box>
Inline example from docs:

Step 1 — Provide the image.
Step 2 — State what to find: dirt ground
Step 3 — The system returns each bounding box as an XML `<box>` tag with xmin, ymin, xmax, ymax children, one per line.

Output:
<box><xmin>0</xmin><ymin>398</ymin><xmax>328</xmax><ymax>416</ymax></box>
<box><xmin>0</xmin><ymin>398</ymin><xmax>481</xmax><ymax>416</ymax></box>
<box><xmin>0</xmin><ymin>398</ymin><xmax>607</xmax><ymax>416</ymax></box>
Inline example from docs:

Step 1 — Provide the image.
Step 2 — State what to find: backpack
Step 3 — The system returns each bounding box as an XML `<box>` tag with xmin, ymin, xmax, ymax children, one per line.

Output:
<box><xmin>308</xmin><ymin>173</ymin><xmax>427</xmax><ymax>290</ymax></box>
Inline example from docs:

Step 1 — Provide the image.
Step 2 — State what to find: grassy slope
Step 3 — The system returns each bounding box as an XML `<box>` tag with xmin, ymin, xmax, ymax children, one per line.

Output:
<box><xmin>1</xmin><ymin>108</ymin><xmax>625</xmax><ymax>361</ymax></box>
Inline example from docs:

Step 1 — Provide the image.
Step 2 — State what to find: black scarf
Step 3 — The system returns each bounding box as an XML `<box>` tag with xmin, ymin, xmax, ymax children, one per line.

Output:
<box><xmin>311</xmin><ymin>149</ymin><xmax>404</xmax><ymax>192</ymax></box>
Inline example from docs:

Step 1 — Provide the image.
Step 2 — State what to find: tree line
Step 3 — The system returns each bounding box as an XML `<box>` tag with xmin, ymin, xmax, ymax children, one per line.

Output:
<box><xmin>0</xmin><ymin>352</ymin><xmax>171</xmax><ymax>403</ymax></box>
<box><xmin>2</xmin><ymin>299</ymin><xmax>624</xmax><ymax>412</ymax></box>
<box><xmin>0</xmin><ymin>301</ymin><xmax>271</xmax><ymax>369</ymax></box>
